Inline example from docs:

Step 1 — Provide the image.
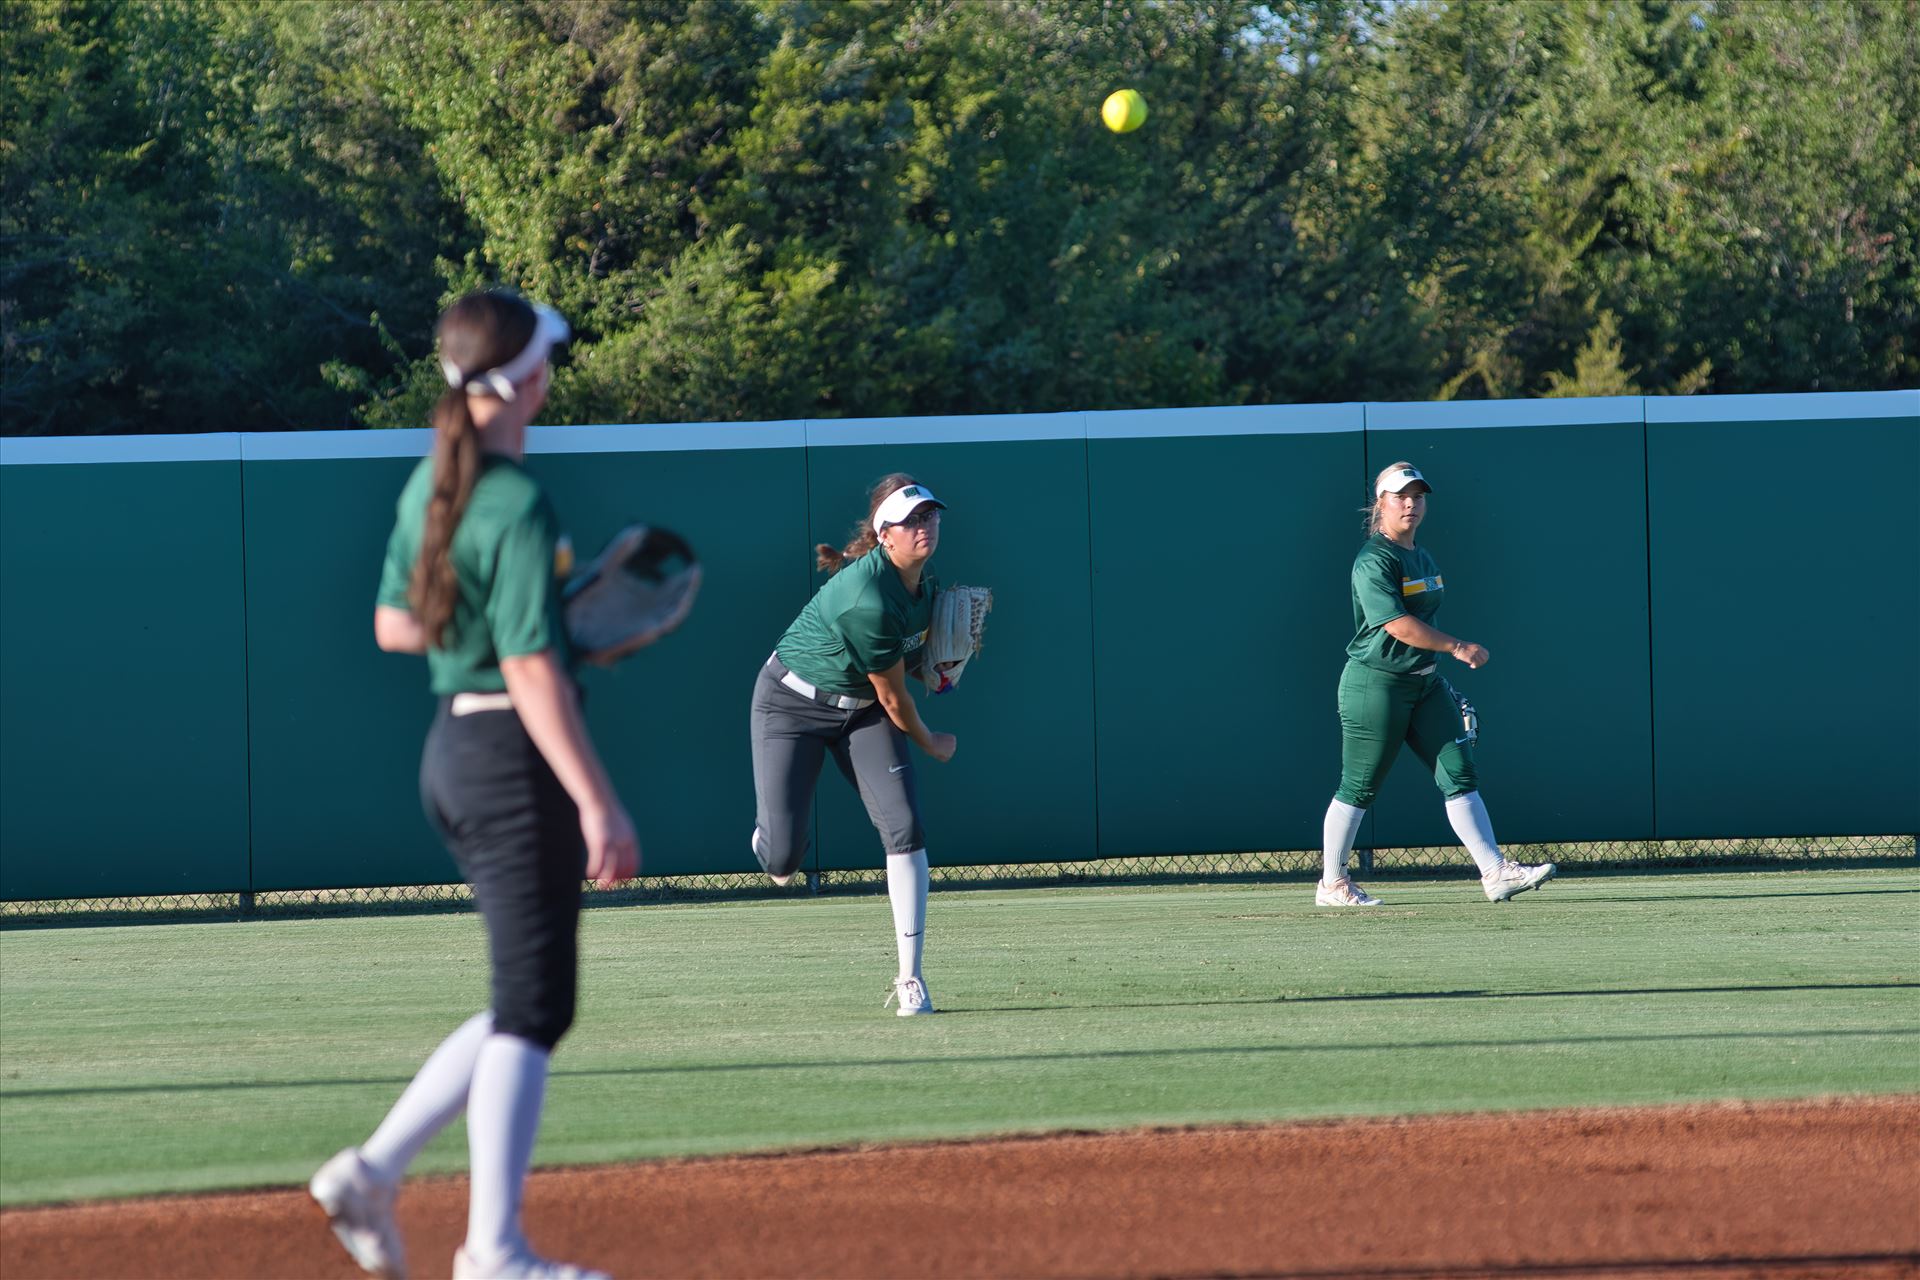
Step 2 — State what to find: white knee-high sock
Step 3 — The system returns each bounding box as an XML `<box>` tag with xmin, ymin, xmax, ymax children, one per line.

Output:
<box><xmin>886</xmin><ymin>849</ymin><xmax>929</xmax><ymax>980</ymax></box>
<box><xmin>465</xmin><ymin>1033</ymin><xmax>549</xmax><ymax>1262</ymax></box>
<box><xmin>1445</xmin><ymin>791</ymin><xmax>1505</xmax><ymax>876</ymax></box>
<box><xmin>1322</xmin><ymin>800</ymin><xmax>1367</xmax><ymax>884</ymax></box>
<box><xmin>358</xmin><ymin>1010</ymin><xmax>492</xmax><ymax>1185</ymax></box>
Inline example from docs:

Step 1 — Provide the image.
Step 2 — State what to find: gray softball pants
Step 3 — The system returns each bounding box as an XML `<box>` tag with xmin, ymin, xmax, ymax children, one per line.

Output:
<box><xmin>749</xmin><ymin>657</ymin><xmax>925</xmax><ymax>879</ymax></box>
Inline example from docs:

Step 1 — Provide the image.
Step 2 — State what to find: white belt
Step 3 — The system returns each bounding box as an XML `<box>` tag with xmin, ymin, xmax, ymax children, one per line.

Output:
<box><xmin>1411</xmin><ymin>664</ymin><xmax>1436</xmax><ymax>676</ymax></box>
<box><xmin>451</xmin><ymin>691</ymin><xmax>515</xmax><ymax>716</ymax></box>
<box><xmin>770</xmin><ymin>655</ymin><xmax>874</xmax><ymax>711</ymax></box>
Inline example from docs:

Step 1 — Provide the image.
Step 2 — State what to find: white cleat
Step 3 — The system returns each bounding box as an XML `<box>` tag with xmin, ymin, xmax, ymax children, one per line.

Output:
<box><xmin>884</xmin><ymin>975</ymin><xmax>935</xmax><ymax>1016</ymax></box>
<box><xmin>1483</xmin><ymin>860</ymin><xmax>1557</xmax><ymax>903</ymax></box>
<box><xmin>1315</xmin><ymin>878</ymin><xmax>1382</xmax><ymax>907</ymax></box>
<box><xmin>453</xmin><ymin>1245</ymin><xmax>610</xmax><ymax>1280</ymax></box>
<box><xmin>310</xmin><ymin>1148</ymin><xmax>407</xmax><ymax>1280</ymax></box>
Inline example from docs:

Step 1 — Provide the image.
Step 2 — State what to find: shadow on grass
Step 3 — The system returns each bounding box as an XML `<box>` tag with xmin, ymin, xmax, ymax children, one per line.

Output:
<box><xmin>952</xmin><ymin>979</ymin><xmax>1920</xmax><ymax>1016</ymax></box>
<box><xmin>3</xmin><ymin>854</ymin><xmax>1913</xmax><ymax>930</ymax></box>
<box><xmin>7</xmin><ymin>1016</ymin><xmax>1916</xmax><ymax>1100</ymax></box>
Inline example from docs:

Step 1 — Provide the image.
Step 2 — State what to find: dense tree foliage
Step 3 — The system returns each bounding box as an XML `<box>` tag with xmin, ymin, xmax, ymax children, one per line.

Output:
<box><xmin>3</xmin><ymin>0</ymin><xmax>1913</xmax><ymax>434</ymax></box>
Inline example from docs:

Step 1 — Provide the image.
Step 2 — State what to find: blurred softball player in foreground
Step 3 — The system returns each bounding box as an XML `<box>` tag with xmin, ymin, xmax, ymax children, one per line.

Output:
<box><xmin>1315</xmin><ymin>462</ymin><xmax>1557</xmax><ymax>907</ymax></box>
<box><xmin>749</xmin><ymin>475</ymin><xmax>974</xmax><ymax>1016</ymax></box>
<box><xmin>310</xmin><ymin>291</ymin><xmax>631</xmax><ymax>1280</ymax></box>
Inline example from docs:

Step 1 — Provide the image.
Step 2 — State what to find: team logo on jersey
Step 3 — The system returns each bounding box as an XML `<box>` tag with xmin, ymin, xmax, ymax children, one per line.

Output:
<box><xmin>554</xmin><ymin>535</ymin><xmax>574</xmax><ymax>579</ymax></box>
<box><xmin>1400</xmin><ymin>574</ymin><xmax>1443</xmax><ymax>596</ymax></box>
<box><xmin>903</xmin><ymin>627</ymin><xmax>928</xmax><ymax>653</ymax></box>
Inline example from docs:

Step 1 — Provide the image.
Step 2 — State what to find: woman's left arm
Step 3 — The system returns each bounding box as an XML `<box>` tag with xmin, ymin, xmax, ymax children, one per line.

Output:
<box><xmin>374</xmin><ymin>605</ymin><xmax>427</xmax><ymax>654</ymax></box>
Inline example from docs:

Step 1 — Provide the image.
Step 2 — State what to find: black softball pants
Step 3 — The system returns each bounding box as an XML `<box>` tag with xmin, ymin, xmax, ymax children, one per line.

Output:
<box><xmin>420</xmin><ymin>698</ymin><xmax>586</xmax><ymax>1050</ymax></box>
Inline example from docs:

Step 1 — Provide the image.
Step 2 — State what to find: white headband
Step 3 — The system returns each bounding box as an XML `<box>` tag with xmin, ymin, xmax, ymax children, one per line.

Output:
<box><xmin>440</xmin><ymin>303</ymin><xmax>570</xmax><ymax>403</ymax></box>
<box><xmin>871</xmin><ymin>483</ymin><xmax>947</xmax><ymax>533</ymax></box>
<box><xmin>1376</xmin><ymin>466</ymin><xmax>1433</xmax><ymax>496</ymax></box>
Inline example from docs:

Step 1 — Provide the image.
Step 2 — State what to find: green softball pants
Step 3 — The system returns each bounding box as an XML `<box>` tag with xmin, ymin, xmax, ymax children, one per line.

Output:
<box><xmin>1333</xmin><ymin>659</ymin><xmax>1479</xmax><ymax>809</ymax></box>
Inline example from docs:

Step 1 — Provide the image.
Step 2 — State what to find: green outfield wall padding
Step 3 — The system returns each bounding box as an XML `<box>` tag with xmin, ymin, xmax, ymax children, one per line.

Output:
<box><xmin>0</xmin><ymin>461</ymin><xmax>250</xmax><ymax>900</ymax></box>
<box><xmin>1362</xmin><ymin>413</ymin><xmax>1656</xmax><ymax>850</ymax></box>
<box><xmin>1086</xmin><ymin>416</ymin><xmax>1363</xmax><ymax>857</ymax></box>
<box><xmin>241</xmin><ymin>455</ymin><xmax>450</xmax><ymax>891</ymax></box>
<box><xmin>241</xmin><ymin>444</ymin><xmax>812</xmax><ymax>890</ymax></box>
<box><xmin>1647</xmin><ymin>413</ymin><xmax>1920</xmax><ymax>838</ymax></box>
<box><xmin>2</xmin><ymin>392</ymin><xmax>1913</xmax><ymax>902</ymax></box>
<box><xmin>534</xmin><ymin>446</ymin><xmax>812</xmax><ymax>877</ymax></box>
<box><xmin>803</xmin><ymin>429</ymin><xmax>1099</xmax><ymax>870</ymax></box>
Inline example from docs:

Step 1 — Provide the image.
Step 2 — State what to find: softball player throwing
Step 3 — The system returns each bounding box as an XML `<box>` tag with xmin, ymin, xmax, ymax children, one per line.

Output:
<box><xmin>310</xmin><ymin>292</ymin><xmax>630</xmax><ymax>1280</ymax></box>
<box><xmin>750</xmin><ymin>474</ymin><xmax>956</xmax><ymax>1016</ymax></box>
<box><xmin>1315</xmin><ymin>462</ymin><xmax>1557</xmax><ymax>907</ymax></box>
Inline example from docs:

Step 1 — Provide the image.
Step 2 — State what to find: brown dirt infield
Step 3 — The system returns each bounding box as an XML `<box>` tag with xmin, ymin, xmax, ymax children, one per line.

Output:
<box><xmin>3</xmin><ymin>1097</ymin><xmax>1915</xmax><ymax>1279</ymax></box>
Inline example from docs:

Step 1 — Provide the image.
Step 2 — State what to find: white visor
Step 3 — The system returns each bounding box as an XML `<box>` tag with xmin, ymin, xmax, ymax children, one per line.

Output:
<box><xmin>1376</xmin><ymin>466</ymin><xmax>1433</xmax><ymax>496</ymax></box>
<box><xmin>440</xmin><ymin>302</ymin><xmax>570</xmax><ymax>403</ymax></box>
<box><xmin>871</xmin><ymin>483</ymin><xmax>947</xmax><ymax>533</ymax></box>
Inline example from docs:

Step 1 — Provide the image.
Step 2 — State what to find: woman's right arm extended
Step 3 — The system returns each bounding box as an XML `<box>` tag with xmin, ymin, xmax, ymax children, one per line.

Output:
<box><xmin>867</xmin><ymin>661</ymin><xmax>957</xmax><ymax>762</ymax></box>
<box><xmin>1381</xmin><ymin>615</ymin><xmax>1489</xmax><ymax>669</ymax></box>
<box><xmin>500</xmin><ymin>650</ymin><xmax>640</xmax><ymax>886</ymax></box>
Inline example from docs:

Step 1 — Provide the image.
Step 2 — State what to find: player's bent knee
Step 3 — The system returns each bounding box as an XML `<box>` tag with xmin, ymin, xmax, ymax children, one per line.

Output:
<box><xmin>1436</xmin><ymin>756</ymin><xmax>1479</xmax><ymax>798</ymax></box>
<box><xmin>1335</xmin><ymin>785</ymin><xmax>1378</xmax><ymax>809</ymax></box>
<box><xmin>495</xmin><ymin>999</ymin><xmax>574</xmax><ymax>1051</ymax></box>
<box><xmin>752</xmin><ymin>824</ymin><xmax>806</xmax><ymax>880</ymax></box>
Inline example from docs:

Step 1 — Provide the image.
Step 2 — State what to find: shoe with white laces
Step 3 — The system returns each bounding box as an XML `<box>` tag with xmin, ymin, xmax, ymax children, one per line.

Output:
<box><xmin>310</xmin><ymin>1148</ymin><xmax>407</xmax><ymax>1280</ymax></box>
<box><xmin>1315</xmin><ymin>878</ymin><xmax>1382</xmax><ymax>907</ymax></box>
<box><xmin>452</xmin><ymin>1244</ymin><xmax>610</xmax><ymax>1280</ymax></box>
<box><xmin>1483</xmin><ymin>860</ymin><xmax>1557</xmax><ymax>903</ymax></box>
<box><xmin>884</xmin><ymin>975</ymin><xmax>935</xmax><ymax>1016</ymax></box>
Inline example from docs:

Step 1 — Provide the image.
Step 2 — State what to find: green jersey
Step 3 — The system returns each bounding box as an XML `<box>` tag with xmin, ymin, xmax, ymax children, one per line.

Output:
<box><xmin>1346</xmin><ymin>533</ymin><xmax>1446</xmax><ymax>674</ymax></box>
<box><xmin>376</xmin><ymin>454</ymin><xmax>574</xmax><ymax>695</ymax></box>
<box><xmin>777</xmin><ymin>546</ymin><xmax>938</xmax><ymax>697</ymax></box>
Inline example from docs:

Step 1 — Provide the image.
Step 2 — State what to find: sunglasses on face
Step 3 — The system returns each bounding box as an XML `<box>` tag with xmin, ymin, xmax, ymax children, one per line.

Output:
<box><xmin>895</xmin><ymin>507</ymin><xmax>942</xmax><ymax>529</ymax></box>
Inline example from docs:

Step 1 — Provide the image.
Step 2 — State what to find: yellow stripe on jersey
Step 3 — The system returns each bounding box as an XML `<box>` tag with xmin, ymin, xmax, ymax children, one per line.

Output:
<box><xmin>1400</xmin><ymin>575</ymin><xmax>1443</xmax><ymax>596</ymax></box>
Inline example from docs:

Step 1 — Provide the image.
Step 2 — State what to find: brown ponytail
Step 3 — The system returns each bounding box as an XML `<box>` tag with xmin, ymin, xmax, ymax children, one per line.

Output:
<box><xmin>407</xmin><ymin>291</ymin><xmax>537</xmax><ymax>646</ymax></box>
<box><xmin>816</xmin><ymin>471</ymin><xmax>919</xmax><ymax>574</ymax></box>
<box><xmin>409</xmin><ymin>390</ymin><xmax>483</xmax><ymax>647</ymax></box>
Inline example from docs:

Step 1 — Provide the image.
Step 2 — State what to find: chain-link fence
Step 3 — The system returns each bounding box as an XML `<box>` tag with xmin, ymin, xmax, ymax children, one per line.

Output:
<box><xmin>1</xmin><ymin>834</ymin><xmax>1910</xmax><ymax>927</ymax></box>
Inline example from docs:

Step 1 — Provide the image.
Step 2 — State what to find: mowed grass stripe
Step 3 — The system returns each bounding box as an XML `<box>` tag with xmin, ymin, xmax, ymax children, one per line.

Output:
<box><xmin>2</xmin><ymin>869</ymin><xmax>1914</xmax><ymax>1204</ymax></box>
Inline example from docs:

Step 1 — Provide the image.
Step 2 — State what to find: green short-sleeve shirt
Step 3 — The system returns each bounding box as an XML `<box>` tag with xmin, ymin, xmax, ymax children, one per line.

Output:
<box><xmin>376</xmin><ymin>455</ymin><xmax>574</xmax><ymax>695</ymax></box>
<box><xmin>1346</xmin><ymin>533</ymin><xmax>1446</xmax><ymax>674</ymax></box>
<box><xmin>776</xmin><ymin>546</ymin><xmax>938</xmax><ymax>697</ymax></box>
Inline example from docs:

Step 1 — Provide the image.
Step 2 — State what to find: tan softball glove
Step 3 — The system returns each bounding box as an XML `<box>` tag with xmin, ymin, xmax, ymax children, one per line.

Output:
<box><xmin>924</xmin><ymin>585</ymin><xmax>993</xmax><ymax>694</ymax></box>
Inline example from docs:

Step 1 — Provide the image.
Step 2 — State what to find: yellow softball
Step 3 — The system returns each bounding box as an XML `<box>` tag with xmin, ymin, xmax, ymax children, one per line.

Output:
<box><xmin>1101</xmin><ymin>89</ymin><xmax>1148</xmax><ymax>134</ymax></box>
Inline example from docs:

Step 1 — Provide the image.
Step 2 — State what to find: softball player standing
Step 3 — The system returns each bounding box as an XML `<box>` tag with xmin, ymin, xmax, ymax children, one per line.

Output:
<box><xmin>1315</xmin><ymin>462</ymin><xmax>1557</xmax><ymax>907</ymax></box>
<box><xmin>310</xmin><ymin>292</ymin><xmax>632</xmax><ymax>1280</ymax></box>
<box><xmin>750</xmin><ymin>474</ymin><xmax>956</xmax><ymax>1016</ymax></box>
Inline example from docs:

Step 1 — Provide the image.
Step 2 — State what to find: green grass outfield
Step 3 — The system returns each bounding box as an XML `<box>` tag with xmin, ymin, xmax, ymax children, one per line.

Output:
<box><xmin>2</xmin><ymin>867</ymin><xmax>1915</xmax><ymax>1206</ymax></box>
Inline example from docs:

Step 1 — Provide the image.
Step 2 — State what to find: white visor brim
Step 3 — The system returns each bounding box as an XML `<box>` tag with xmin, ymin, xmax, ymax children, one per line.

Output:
<box><xmin>1376</xmin><ymin>467</ymin><xmax>1432</xmax><ymax>495</ymax></box>
<box><xmin>871</xmin><ymin>484</ymin><xmax>947</xmax><ymax>532</ymax></box>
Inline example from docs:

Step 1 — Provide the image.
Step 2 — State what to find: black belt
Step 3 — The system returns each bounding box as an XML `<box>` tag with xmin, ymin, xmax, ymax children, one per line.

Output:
<box><xmin>766</xmin><ymin>654</ymin><xmax>875</xmax><ymax>711</ymax></box>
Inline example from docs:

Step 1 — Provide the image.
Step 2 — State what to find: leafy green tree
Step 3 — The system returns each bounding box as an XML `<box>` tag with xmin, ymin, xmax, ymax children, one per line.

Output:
<box><xmin>1542</xmin><ymin>309</ymin><xmax>1639</xmax><ymax>397</ymax></box>
<box><xmin>5</xmin><ymin>0</ymin><xmax>1913</xmax><ymax>435</ymax></box>
<box><xmin>1639</xmin><ymin>0</ymin><xmax>1919</xmax><ymax>392</ymax></box>
<box><xmin>1</xmin><ymin>0</ymin><xmax>455</xmax><ymax>433</ymax></box>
